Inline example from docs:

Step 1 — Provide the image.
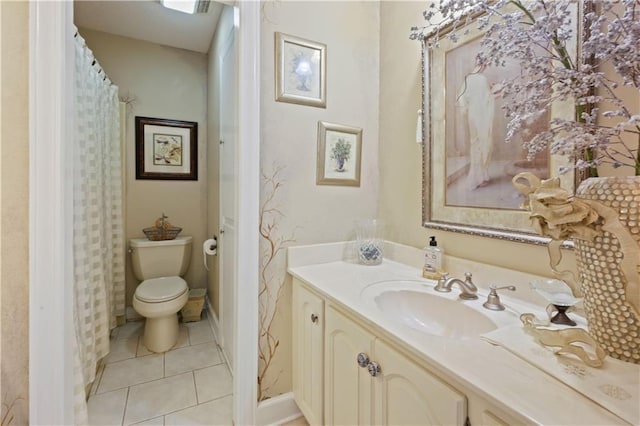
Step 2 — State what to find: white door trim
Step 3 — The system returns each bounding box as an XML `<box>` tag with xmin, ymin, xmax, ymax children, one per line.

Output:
<box><xmin>28</xmin><ymin>1</ymin><xmax>261</xmax><ymax>424</ymax></box>
<box><xmin>218</xmin><ymin>22</ymin><xmax>237</xmax><ymax>362</ymax></box>
<box><xmin>29</xmin><ymin>1</ymin><xmax>75</xmax><ymax>423</ymax></box>
<box><xmin>235</xmin><ymin>2</ymin><xmax>260</xmax><ymax>424</ymax></box>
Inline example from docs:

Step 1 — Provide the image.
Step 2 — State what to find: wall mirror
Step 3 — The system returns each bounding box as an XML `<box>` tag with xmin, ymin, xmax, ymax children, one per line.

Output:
<box><xmin>420</xmin><ymin>5</ymin><xmax>584</xmax><ymax>245</ymax></box>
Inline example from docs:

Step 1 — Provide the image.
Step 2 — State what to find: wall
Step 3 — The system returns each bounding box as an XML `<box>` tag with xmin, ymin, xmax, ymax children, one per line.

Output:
<box><xmin>206</xmin><ymin>5</ymin><xmax>235</xmax><ymax>319</ymax></box>
<box><xmin>0</xmin><ymin>1</ymin><xmax>29</xmax><ymax>423</ymax></box>
<box><xmin>259</xmin><ymin>1</ymin><xmax>380</xmax><ymax>399</ymax></box>
<box><xmin>79</xmin><ymin>29</ymin><xmax>209</xmax><ymax>304</ymax></box>
<box><xmin>377</xmin><ymin>1</ymin><xmax>578</xmax><ymax>277</ymax></box>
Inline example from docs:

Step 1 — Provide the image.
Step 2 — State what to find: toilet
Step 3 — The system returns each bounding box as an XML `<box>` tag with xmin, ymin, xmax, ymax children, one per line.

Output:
<box><xmin>129</xmin><ymin>236</ymin><xmax>192</xmax><ymax>353</ymax></box>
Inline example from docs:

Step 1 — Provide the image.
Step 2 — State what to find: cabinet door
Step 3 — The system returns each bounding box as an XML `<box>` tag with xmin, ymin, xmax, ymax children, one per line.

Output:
<box><xmin>325</xmin><ymin>306</ymin><xmax>374</xmax><ymax>426</ymax></box>
<box><xmin>373</xmin><ymin>339</ymin><xmax>467</xmax><ymax>426</ymax></box>
<box><xmin>292</xmin><ymin>282</ymin><xmax>324</xmax><ymax>426</ymax></box>
<box><xmin>480</xmin><ymin>410</ymin><xmax>510</xmax><ymax>426</ymax></box>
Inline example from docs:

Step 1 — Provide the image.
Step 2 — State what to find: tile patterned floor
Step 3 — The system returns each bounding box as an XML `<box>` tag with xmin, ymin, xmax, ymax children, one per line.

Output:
<box><xmin>88</xmin><ymin>311</ymin><xmax>232</xmax><ymax>425</ymax></box>
<box><xmin>281</xmin><ymin>416</ymin><xmax>308</xmax><ymax>426</ymax></box>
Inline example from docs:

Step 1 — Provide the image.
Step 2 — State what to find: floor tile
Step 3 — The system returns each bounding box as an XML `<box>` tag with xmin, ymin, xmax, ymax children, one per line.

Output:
<box><xmin>165</xmin><ymin>342</ymin><xmax>220</xmax><ymax>377</ymax></box>
<box><xmin>186</xmin><ymin>320</ymin><xmax>215</xmax><ymax>345</ymax></box>
<box><xmin>176</xmin><ymin>325</ymin><xmax>190</xmax><ymax>346</ymax></box>
<box><xmin>282</xmin><ymin>415</ymin><xmax>310</xmax><ymax>426</ymax></box>
<box><xmin>123</xmin><ymin>372</ymin><xmax>197</xmax><ymax>425</ymax></box>
<box><xmin>137</xmin><ymin>326</ymin><xmax>189</xmax><ymax>357</ymax></box>
<box><xmin>194</xmin><ymin>364</ymin><xmax>232</xmax><ymax>403</ymax></box>
<box><xmin>136</xmin><ymin>337</ymin><xmax>153</xmax><ymax>357</ymax></box>
<box><xmin>98</xmin><ymin>354</ymin><xmax>164</xmax><ymax>393</ymax></box>
<box><xmin>164</xmin><ymin>396</ymin><xmax>232</xmax><ymax>426</ymax></box>
<box><xmin>105</xmin><ymin>335</ymin><xmax>139</xmax><ymax>364</ymax></box>
<box><xmin>117</xmin><ymin>321</ymin><xmax>144</xmax><ymax>340</ymax></box>
<box><xmin>87</xmin><ymin>388</ymin><xmax>128</xmax><ymax>425</ymax></box>
<box><xmin>89</xmin><ymin>363</ymin><xmax>105</xmax><ymax>396</ymax></box>
<box><xmin>89</xmin><ymin>311</ymin><xmax>231</xmax><ymax>425</ymax></box>
<box><xmin>130</xmin><ymin>417</ymin><xmax>164</xmax><ymax>426</ymax></box>
<box><xmin>110</xmin><ymin>327</ymin><xmax>120</xmax><ymax>340</ymax></box>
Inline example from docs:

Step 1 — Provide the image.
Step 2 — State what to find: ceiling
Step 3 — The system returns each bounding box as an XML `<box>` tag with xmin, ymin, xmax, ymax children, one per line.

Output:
<box><xmin>74</xmin><ymin>0</ymin><xmax>224</xmax><ymax>53</ymax></box>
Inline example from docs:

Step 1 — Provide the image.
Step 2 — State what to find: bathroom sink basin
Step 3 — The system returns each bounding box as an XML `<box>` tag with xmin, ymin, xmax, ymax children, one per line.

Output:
<box><xmin>360</xmin><ymin>280</ymin><xmax>502</xmax><ymax>339</ymax></box>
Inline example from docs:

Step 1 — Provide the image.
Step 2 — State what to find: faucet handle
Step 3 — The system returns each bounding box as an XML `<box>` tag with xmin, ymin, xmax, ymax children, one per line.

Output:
<box><xmin>434</xmin><ymin>272</ymin><xmax>450</xmax><ymax>292</ymax></box>
<box><xmin>483</xmin><ymin>285</ymin><xmax>516</xmax><ymax>311</ymax></box>
<box><xmin>463</xmin><ymin>272</ymin><xmax>478</xmax><ymax>291</ymax></box>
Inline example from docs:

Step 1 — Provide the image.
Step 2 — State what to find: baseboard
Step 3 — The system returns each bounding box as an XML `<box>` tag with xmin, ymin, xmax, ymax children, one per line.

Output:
<box><xmin>256</xmin><ymin>392</ymin><xmax>302</xmax><ymax>426</ymax></box>
<box><xmin>205</xmin><ymin>297</ymin><xmax>221</xmax><ymax>343</ymax></box>
<box><xmin>205</xmin><ymin>297</ymin><xmax>234</xmax><ymax>374</ymax></box>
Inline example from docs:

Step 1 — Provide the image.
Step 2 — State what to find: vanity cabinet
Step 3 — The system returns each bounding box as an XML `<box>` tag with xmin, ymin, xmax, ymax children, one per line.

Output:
<box><xmin>324</xmin><ymin>305</ymin><xmax>467</xmax><ymax>426</ymax></box>
<box><xmin>289</xmin><ymin>245</ymin><xmax>631</xmax><ymax>426</ymax></box>
<box><xmin>292</xmin><ymin>279</ymin><xmax>512</xmax><ymax>426</ymax></box>
<box><xmin>372</xmin><ymin>337</ymin><xmax>466</xmax><ymax>425</ymax></box>
<box><xmin>292</xmin><ymin>282</ymin><xmax>324</xmax><ymax>426</ymax></box>
<box><xmin>324</xmin><ymin>304</ymin><xmax>375</xmax><ymax>425</ymax></box>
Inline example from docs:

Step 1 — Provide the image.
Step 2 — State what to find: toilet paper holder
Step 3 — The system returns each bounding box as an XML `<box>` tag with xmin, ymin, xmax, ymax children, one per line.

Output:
<box><xmin>203</xmin><ymin>236</ymin><xmax>218</xmax><ymax>271</ymax></box>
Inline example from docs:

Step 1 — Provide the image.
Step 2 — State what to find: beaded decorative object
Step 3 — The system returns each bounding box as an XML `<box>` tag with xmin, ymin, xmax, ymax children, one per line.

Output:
<box><xmin>574</xmin><ymin>177</ymin><xmax>640</xmax><ymax>364</ymax></box>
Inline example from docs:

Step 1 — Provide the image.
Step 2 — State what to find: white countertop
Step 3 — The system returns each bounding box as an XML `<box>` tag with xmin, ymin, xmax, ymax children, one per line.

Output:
<box><xmin>287</xmin><ymin>241</ymin><xmax>636</xmax><ymax>425</ymax></box>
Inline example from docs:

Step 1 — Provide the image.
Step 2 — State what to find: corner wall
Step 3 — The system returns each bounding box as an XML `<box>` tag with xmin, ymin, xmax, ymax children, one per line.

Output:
<box><xmin>259</xmin><ymin>1</ymin><xmax>381</xmax><ymax>398</ymax></box>
<box><xmin>0</xmin><ymin>1</ymin><xmax>30</xmax><ymax>423</ymax></box>
<box><xmin>377</xmin><ymin>1</ymin><xmax>577</xmax><ymax>276</ymax></box>
<box><xmin>78</xmin><ymin>29</ymin><xmax>209</xmax><ymax>304</ymax></box>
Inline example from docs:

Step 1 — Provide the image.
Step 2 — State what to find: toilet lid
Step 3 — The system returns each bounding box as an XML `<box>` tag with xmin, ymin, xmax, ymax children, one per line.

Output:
<box><xmin>136</xmin><ymin>277</ymin><xmax>187</xmax><ymax>303</ymax></box>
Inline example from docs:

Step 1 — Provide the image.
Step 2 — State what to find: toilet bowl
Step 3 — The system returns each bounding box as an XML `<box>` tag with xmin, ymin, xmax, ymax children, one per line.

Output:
<box><xmin>129</xmin><ymin>236</ymin><xmax>192</xmax><ymax>353</ymax></box>
<box><xmin>133</xmin><ymin>277</ymin><xmax>189</xmax><ymax>353</ymax></box>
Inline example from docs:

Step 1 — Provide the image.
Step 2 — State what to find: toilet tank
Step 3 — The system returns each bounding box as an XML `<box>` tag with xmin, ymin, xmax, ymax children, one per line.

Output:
<box><xmin>129</xmin><ymin>236</ymin><xmax>192</xmax><ymax>281</ymax></box>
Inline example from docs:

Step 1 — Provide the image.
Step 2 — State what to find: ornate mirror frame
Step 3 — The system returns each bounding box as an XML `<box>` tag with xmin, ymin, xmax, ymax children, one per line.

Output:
<box><xmin>421</xmin><ymin>3</ymin><xmax>588</xmax><ymax>246</ymax></box>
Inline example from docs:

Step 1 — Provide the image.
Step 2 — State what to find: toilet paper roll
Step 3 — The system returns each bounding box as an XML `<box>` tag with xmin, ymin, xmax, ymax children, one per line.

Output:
<box><xmin>203</xmin><ymin>238</ymin><xmax>217</xmax><ymax>255</ymax></box>
<box><xmin>203</xmin><ymin>238</ymin><xmax>217</xmax><ymax>271</ymax></box>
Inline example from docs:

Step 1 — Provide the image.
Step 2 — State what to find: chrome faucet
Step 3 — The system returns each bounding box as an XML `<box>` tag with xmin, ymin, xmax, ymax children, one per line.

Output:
<box><xmin>434</xmin><ymin>272</ymin><xmax>478</xmax><ymax>300</ymax></box>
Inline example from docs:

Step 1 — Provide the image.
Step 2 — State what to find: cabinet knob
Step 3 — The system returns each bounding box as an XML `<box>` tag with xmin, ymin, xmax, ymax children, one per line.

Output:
<box><xmin>356</xmin><ymin>352</ymin><xmax>370</xmax><ymax>368</ymax></box>
<box><xmin>367</xmin><ymin>361</ymin><xmax>381</xmax><ymax>377</ymax></box>
<box><xmin>310</xmin><ymin>313</ymin><xmax>318</xmax><ymax>323</ymax></box>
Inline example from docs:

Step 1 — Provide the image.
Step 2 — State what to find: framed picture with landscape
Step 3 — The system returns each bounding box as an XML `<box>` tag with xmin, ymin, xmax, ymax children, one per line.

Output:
<box><xmin>316</xmin><ymin>121</ymin><xmax>362</xmax><ymax>187</ymax></box>
<box><xmin>135</xmin><ymin>116</ymin><xmax>198</xmax><ymax>180</ymax></box>
<box><xmin>421</xmin><ymin>5</ymin><xmax>581</xmax><ymax>244</ymax></box>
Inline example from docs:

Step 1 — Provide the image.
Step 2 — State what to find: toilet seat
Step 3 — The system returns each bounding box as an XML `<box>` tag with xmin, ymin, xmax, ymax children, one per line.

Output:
<box><xmin>135</xmin><ymin>277</ymin><xmax>187</xmax><ymax>303</ymax></box>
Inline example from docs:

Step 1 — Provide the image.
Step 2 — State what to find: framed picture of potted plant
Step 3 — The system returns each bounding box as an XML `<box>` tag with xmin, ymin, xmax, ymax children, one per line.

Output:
<box><xmin>316</xmin><ymin>121</ymin><xmax>362</xmax><ymax>187</ymax></box>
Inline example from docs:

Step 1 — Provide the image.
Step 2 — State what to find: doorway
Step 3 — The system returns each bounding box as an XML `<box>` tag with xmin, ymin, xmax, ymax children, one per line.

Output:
<box><xmin>28</xmin><ymin>1</ymin><xmax>260</xmax><ymax>424</ymax></box>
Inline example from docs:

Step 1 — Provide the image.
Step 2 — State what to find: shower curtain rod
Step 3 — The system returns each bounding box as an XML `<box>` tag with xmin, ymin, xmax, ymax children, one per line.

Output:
<box><xmin>74</xmin><ymin>30</ymin><xmax>113</xmax><ymax>85</ymax></box>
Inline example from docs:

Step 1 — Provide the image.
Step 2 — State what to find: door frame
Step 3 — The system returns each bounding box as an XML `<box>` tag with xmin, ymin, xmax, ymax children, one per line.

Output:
<box><xmin>217</xmin><ymin>20</ymin><xmax>237</xmax><ymax>368</ymax></box>
<box><xmin>235</xmin><ymin>2</ymin><xmax>260</xmax><ymax>422</ymax></box>
<box><xmin>28</xmin><ymin>2</ymin><xmax>75</xmax><ymax>423</ymax></box>
<box><xmin>28</xmin><ymin>1</ymin><xmax>260</xmax><ymax>424</ymax></box>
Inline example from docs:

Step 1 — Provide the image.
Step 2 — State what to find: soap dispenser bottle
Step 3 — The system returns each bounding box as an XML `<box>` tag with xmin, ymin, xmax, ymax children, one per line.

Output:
<box><xmin>423</xmin><ymin>236</ymin><xmax>444</xmax><ymax>280</ymax></box>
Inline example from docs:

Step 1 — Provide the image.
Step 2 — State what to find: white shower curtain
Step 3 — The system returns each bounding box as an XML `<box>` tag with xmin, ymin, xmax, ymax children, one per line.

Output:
<box><xmin>72</xmin><ymin>30</ymin><xmax>125</xmax><ymax>423</ymax></box>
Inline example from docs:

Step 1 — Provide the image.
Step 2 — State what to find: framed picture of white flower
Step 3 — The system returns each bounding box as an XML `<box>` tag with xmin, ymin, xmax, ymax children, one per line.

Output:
<box><xmin>135</xmin><ymin>116</ymin><xmax>198</xmax><ymax>180</ymax></box>
<box><xmin>275</xmin><ymin>32</ymin><xmax>326</xmax><ymax>108</ymax></box>
<box><xmin>316</xmin><ymin>121</ymin><xmax>362</xmax><ymax>187</ymax></box>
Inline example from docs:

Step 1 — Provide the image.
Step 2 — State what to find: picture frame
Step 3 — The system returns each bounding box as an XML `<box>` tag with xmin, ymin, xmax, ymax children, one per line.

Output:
<box><xmin>316</xmin><ymin>121</ymin><xmax>362</xmax><ymax>187</ymax></box>
<box><xmin>275</xmin><ymin>32</ymin><xmax>326</xmax><ymax>108</ymax></box>
<box><xmin>421</xmin><ymin>5</ymin><xmax>582</xmax><ymax>245</ymax></box>
<box><xmin>135</xmin><ymin>116</ymin><xmax>198</xmax><ymax>181</ymax></box>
